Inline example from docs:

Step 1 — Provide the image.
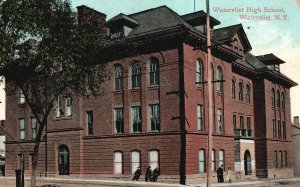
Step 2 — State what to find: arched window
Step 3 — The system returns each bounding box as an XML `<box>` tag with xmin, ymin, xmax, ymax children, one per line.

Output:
<box><xmin>277</xmin><ymin>90</ymin><xmax>280</xmax><ymax>108</ymax></box>
<box><xmin>271</xmin><ymin>88</ymin><xmax>275</xmax><ymax>107</ymax></box>
<box><xmin>131</xmin><ymin>151</ymin><xmax>140</xmax><ymax>174</ymax></box>
<box><xmin>274</xmin><ymin>151</ymin><xmax>278</xmax><ymax>168</ymax></box>
<box><xmin>238</xmin><ymin>82</ymin><xmax>243</xmax><ymax>102</ymax></box>
<box><xmin>149</xmin><ymin>150</ymin><xmax>159</xmax><ymax>169</ymax></box>
<box><xmin>281</xmin><ymin>92</ymin><xmax>285</xmax><ymax>110</ymax></box>
<box><xmin>58</xmin><ymin>144</ymin><xmax>70</xmax><ymax>175</ymax></box>
<box><xmin>232</xmin><ymin>79</ymin><xmax>236</xmax><ymax>99</ymax></box>
<box><xmin>217</xmin><ymin>66</ymin><xmax>223</xmax><ymax>92</ymax></box>
<box><xmin>115</xmin><ymin>65</ymin><xmax>123</xmax><ymax>91</ymax></box>
<box><xmin>131</xmin><ymin>62</ymin><xmax>140</xmax><ymax>88</ymax></box>
<box><xmin>279</xmin><ymin>151</ymin><xmax>283</xmax><ymax>168</ymax></box>
<box><xmin>150</xmin><ymin>58</ymin><xmax>159</xmax><ymax>86</ymax></box>
<box><xmin>199</xmin><ymin>149</ymin><xmax>205</xmax><ymax>172</ymax></box>
<box><xmin>196</xmin><ymin>60</ymin><xmax>204</xmax><ymax>87</ymax></box>
<box><xmin>246</xmin><ymin>85</ymin><xmax>251</xmax><ymax>104</ymax></box>
<box><xmin>114</xmin><ymin>151</ymin><xmax>123</xmax><ymax>174</ymax></box>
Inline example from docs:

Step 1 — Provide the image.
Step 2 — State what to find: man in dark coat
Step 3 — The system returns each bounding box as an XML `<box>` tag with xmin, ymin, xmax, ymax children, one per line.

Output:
<box><xmin>151</xmin><ymin>166</ymin><xmax>160</xmax><ymax>182</ymax></box>
<box><xmin>132</xmin><ymin>167</ymin><xmax>142</xmax><ymax>181</ymax></box>
<box><xmin>145</xmin><ymin>166</ymin><xmax>152</xmax><ymax>182</ymax></box>
<box><xmin>217</xmin><ymin>164</ymin><xmax>224</xmax><ymax>183</ymax></box>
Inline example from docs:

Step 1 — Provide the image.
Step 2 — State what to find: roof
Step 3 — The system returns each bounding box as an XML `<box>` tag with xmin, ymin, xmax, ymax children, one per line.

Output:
<box><xmin>107</xmin><ymin>13</ymin><xmax>139</xmax><ymax>27</ymax></box>
<box><xmin>256</xmin><ymin>53</ymin><xmax>285</xmax><ymax>65</ymax></box>
<box><xmin>181</xmin><ymin>11</ymin><xmax>220</xmax><ymax>27</ymax></box>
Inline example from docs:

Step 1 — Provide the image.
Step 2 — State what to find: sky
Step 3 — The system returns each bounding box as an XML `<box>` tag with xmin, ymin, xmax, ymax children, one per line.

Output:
<box><xmin>0</xmin><ymin>0</ymin><xmax>299</xmax><ymax>121</ymax></box>
<box><xmin>71</xmin><ymin>0</ymin><xmax>300</xmax><ymax>121</ymax></box>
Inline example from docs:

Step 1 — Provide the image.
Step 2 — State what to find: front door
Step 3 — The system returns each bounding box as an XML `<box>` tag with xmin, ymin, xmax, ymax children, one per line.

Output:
<box><xmin>58</xmin><ymin>145</ymin><xmax>69</xmax><ymax>175</ymax></box>
<box><xmin>244</xmin><ymin>150</ymin><xmax>252</xmax><ymax>175</ymax></box>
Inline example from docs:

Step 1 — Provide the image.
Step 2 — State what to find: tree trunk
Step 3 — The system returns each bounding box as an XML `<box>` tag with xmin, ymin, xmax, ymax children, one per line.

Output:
<box><xmin>30</xmin><ymin>139</ymin><xmax>41</xmax><ymax>187</ymax></box>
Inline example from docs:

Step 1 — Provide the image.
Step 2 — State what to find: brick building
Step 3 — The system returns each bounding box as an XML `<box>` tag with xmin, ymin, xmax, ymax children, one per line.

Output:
<box><xmin>292</xmin><ymin>116</ymin><xmax>300</xmax><ymax>177</ymax></box>
<box><xmin>3</xmin><ymin>5</ymin><xmax>297</xmax><ymax>184</ymax></box>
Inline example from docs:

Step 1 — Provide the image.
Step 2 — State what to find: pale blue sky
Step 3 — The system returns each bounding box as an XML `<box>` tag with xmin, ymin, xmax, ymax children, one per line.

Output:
<box><xmin>71</xmin><ymin>0</ymin><xmax>300</xmax><ymax>119</ymax></box>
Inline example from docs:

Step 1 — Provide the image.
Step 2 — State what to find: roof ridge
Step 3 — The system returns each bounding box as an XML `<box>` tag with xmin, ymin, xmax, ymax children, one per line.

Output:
<box><xmin>214</xmin><ymin>23</ymin><xmax>241</xmax><ymax>31</ymax></box>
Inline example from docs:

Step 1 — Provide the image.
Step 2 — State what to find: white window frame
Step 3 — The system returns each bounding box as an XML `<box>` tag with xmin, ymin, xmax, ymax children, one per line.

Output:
<box><xmin>20</xmin><ymin>90</ymin><xmax>25</xmax><ymax>104</ymax></box>
<box><xmin>199</xmin><ymin>149</ymin><xmax>205</xmax><ymax>172</ymax></box>
<box><xmin>131</xmin><ymin>63</ymin><xmax>140</xmax><ymax>88</ymax></box>
<box><xmin>19</xmin><ymin>119</ymin><xmax>25</xmax><ymax>140</ymax></box>
<box><xmin>212</xmin><ymin>150</ymin><xmax>216</xmax><ymax>171</ymax></box>
<box><xmin>114</xmin><ymin>108</ymin><xmax>124</xmax><ymax>134</ymax></box>
<box><xmin>114</xmin><ymin>152</ymin><xmax>123</xmax><ymax>174</ymax></box>
<box><xmin>197</xmin><ymin>105</ymin><xmax>204</xmax><ymax>131</ymax></box>
<box><xmin>115</xmin><ymin>65</ymin><xmax>123</xmax><ymax>91</ymax></box>
<box><xmin>196</xmin><ymin>60</ymin><xmax>203</xmax><ymax>87</ymax></box>
<box><xmin>150</xmin><ymin>58</ymin><xmax>159</xmax><ymax>86</ymax></box>
<box><xmin>131</xmin><ymin>151</ymin><xmax>140</xmax><ymax>174</ymax></box>
<box><xmin>65</xmin><ymin>96</ymin><xmax>72</xmax><ymax>117</ymax></box>
<box><xmin>131</xmin><ymin>106</ymin><xmax>141</xmax><ymax>133</ymax></box>
<box><xmin>150</xmin><ymin>104</ymin><xmax>160</xmax><ymax>132</ymax></box>
<box><xmin>56</xmin><ymin>95</ymin><xmax>62</xmax><ymax>118</ymax></box>
<box><xmin>149</xmin><ymin>150</ymin><xmax>159</xmax><ymax>169</ymax></box>
<box><xmin>219</xmin><ymin>150</ymin><xmax>224</xmax><ymax>167</ymax></box>
<box><xmin>217</xmin><ymin>109</ymin><xmax>223</xmax><ymax>133</ymax></box>
<box><xmin>31</xmin><ymin>118</ymin><xmax>37</xmax><ymax>139</ymax></box>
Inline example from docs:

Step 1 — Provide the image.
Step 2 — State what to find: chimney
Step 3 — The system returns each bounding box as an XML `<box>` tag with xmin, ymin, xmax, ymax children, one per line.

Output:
<box><xmin>77</xmin><ymin>5</ymin><xmax>107</xmax><ymax>34</ymax></box>
<box><xmin>294</xmin><ymin>116</ymin><xmax>299</xmax><ymax>126</ymax></box>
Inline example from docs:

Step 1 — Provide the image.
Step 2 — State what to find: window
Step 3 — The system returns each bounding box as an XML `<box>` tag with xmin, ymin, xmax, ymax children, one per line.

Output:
<box><xmin>246</xmin><ymin>85</ymin><xmax>251</xmax><ymax>104</ymax></box>
<box><xmin>281</xmin><ymin>92</ymin><xmax>285</xmax><ymax>110</ymax></box>
<box><xmin>114</xmin><ymin>108</ymin><xmax>124</xmax><ymax>134</ymax></box>
<box><xmin>199</xmin><ymin>149</ymin><xmax>205</xmax><ymax>172</ymax></box>
<box><xmin>217</xmin><ymin>109</ymin><xmax>223</xmax><ymax>134</ymax></box>
<box><xmin>217</xmin><ymin>67</ymin><xmax>223</xmax><ymax>92</ymax></box>
<box><xmin>283</xmin><ymin>122</ymin><xmax>286</xmax><ymax>139</ymax></box>
<box><xmin>19</xmin><ymin>118</ymin><xmax>25</xmax><ymax>140</ymax></box>
<box><xmin>197</xmin><ymin>105</ymin><xmax>204</xmax><ymax>131</ymax></box>
<box><xmin>279</xmin><ymin>151</ymin><xmax>283</xmax><ymax>168</ymax></box>
<box><xmin>65</xmin><ymin>97</ymin><xmax>72</xmax><ymax>117</ymax></box>
<box><xmin>150</xmin><ymin>58</ymin><xmax>159</xmax><ymax>86</ymax></box>
<box><xmin>211</xmin><ymin>65</ymin><xmax>214</xmax><ymax>91</ymax></box>
<box><xmin>273</xmin><ymin>119</ymin><xmax>277</xmax><ymax>138</ymax></box>
<box><xmin>86</xmin><ymin>111</ymin><xmax>93</xmax><ymax>135</ymax></box>
<box><xmin>58</xmin><ymin>144</ymin><xmax>70</xmax><ymax>175</ymax></box>
<box><xmin>277</xmin><ymin>90</ymin><xmax>280</xmax><ymax>108</ymax></box>
<box><xmin>114</xmin><ymin>152</ymin><xmax>123</xmax><ymax>174</ymax></box>
<box><xmin>212</xmin><ymin>149</ymin><xmax>216</xmax><ymax>171</ymax></box>
<box><xmin>31</xmin><ymin>118</ymin><xmax>37</xmax><ymax>139</ymax></box>
<box><xmin>284</xmin><ymin>151</ymin><xmax>287</xmax><ymax>167</ymax></box>
<box><xmin>219</xmin><ymin>150</ymin><xmax>224</xmax><ymax>167</ymax></box>
<box><xmin>115</xmin><ymin>65</ymin><xmax>123</xmax><ymax>91</ymax></box>
<box><xmin>233</xmin><ymin>114</ymin><xmax>236</xmax><ymax>129</ymax></box>
<box><xmin>271</xmin><ymin>88</ymin><xmax>275</xmax><ymax>107</ymax></box>
<box><xmin>275</xmin><ymin>64</ymin><xmax>280</xmax><ymax>72</ymax></box>
<box><xmin>149</xmin><ymin>150</ymin><xmax>159</xmax><ymax>169</ymax></box>
<box><xmin>247</xmin><ymin>117</ymin><xmax>251</xmax><ymax>130</ymax></box>
<box><xmin>131</xmin><ymin>106</ymin><xmax>141</xmax><ymax>133</ymax></box>
<box><xmin>131</xmin><ymin>151</ymin><xmax>140</xmax><ymax>174</ymax></box>
<box><xmin>240</xmin><ymin>116</ymin><xmax>244</xmax><ymax>129</ymax></box>
<box><xmin>278</xmin><ymin>121</ymin><xmax>281</xmax><ymax>138</ymax></box>
<box><xmin>150</xmin><ymin>104</ymin><xmax>160</xmax><ymax>131</ymax></box>
<box><xmin>232</xmin><ymin>79</ymin><xmax>236</xmax><ymax>99</ymax></box>
<box><xmin>56</xmin><ymin>95</ymin><xmax>62</xmax><ymax>118</ymax></box>
<box><xmin>238</xmin><ymin>82</ymin><xmax>243</xmax><ymax>102</ymax></box>
<box><xmin>196</xmin><ymin>60</ymin><xmax>204</xmax><ymax>87</ymax></box>
<box><xmin>131</xmin><ymin>62</ymin><xmax>141</xmax><ymax>88</ymax></box>
<box><xmin>20</xmin><ymin>90</ymin><xmax>25</xmax><ymax>104</ymax></box>
<box><xmin>274</xmin><ymin>151</ymin><xmax>278</xmax><ymax>168</ymax></box>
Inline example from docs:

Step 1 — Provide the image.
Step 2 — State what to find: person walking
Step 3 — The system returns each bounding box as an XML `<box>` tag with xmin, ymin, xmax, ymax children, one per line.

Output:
<box><xmin>145</xmin><ymin>166</ymin><xmax>152</xmax><ymax>182</ymax></box>
<box><xmin>226</xmin><ymin>167</ymin><xmax>232</xmax><ymax>183</ymax></box>
<box><xmin>132</xmin><ymin>167</ymin><xmax>142</xmax><ymax>181</ymax></box>
<box><xmin>151</xmin><ymin>166</ymin><xmax>160</xmax><ymax>182</ymax></box>
<box><xmin>217</xmin><ymin>164</ymin><xmax>224</xmax><ymax>183</ymax></box>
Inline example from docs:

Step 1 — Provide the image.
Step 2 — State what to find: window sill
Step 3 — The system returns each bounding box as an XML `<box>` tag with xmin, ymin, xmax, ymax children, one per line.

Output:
<box><xmin>130</xmin><ymin>88</ymin><xmax>140</xmax><ymax>92</ymax></box>
<box><xmin>114</xmin><ymin>90</ymin><xmax>124</xmax><ymax>94</ymax></box>
<box><xmin>148</xmin><ymin>85</ymin><xmax>159</xmax><ymax>90</ymax></box>
<box><xmin>196</xmin><ymin>86</ymin><xmax>203</xmax><ymax>91</ymax></box>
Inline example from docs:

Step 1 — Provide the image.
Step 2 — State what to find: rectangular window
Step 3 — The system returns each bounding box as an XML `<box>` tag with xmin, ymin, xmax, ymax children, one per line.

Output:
<box><xmin>132</xmin><ymin>106</ymin><xmax>141</xmax><ymax>133</ymax></box>
<box><xmin>247</xmin><ymin>117</ymin><xmax>251</xmax><ymax>129</ymax></box>
<box><xmin>56</xmin><ymin>95</ymin><xmax>62</xmax><ymax>118</ymax></box>
<box><xmin>86</xmin><ymin>111</ymin><xmax>93</xmax><ymax>135</ymax></box>
<box><xmin>150</xmin><ymin>61</ymin><xmax>159</xmax><ymax>86</ymax></box>
<box><xmin>284</xmin><ymin>151</ymin><xmax>287</xmax><ymax>167</ymax></box>
<box><xmin>114</xmin><ymin>152</ymin><xmax>123</xmax><ymax>174</ymax></box>
<box><xmin>197</xmin><ymin>105</ymin><xmax>204</xmax><ymax>131</ymax></box>
<box><xmin>19</xmin><ymin>119</ymin><xmax>25</xmax><ymax>140</ymax></box>
<box><xmin>240</xmin><ymin>116</ymin><xmax>244</xmax><ymax>129</ymax></box>
<box><xmin>131</xmin><ymin>151</ymin><xmax>140</xmax><ymax>174</ymax></box>
<box><xmin>150</xmin><ymin>105</ymin><xmax>160</xmax><ymax>131</ymax></box>
<box><xmin>212</xmin><ymin>150</ymin><xmax>216</xmax><ymax>171</ymax></box>
<box><xmin>219</xmin><ymin>150</ymin><xmax>224</xmax><ymax>167</ymax></box>
<box><xmin>149</xmin><ymin>150</ymin><xmax>159</xmax><ymax>169</ymax></box>
<box><xmin>273</xmin><ymin>119</ymin><xmax>277</xmax><ymax>138</ymax></box>
<box><xmin>217</xmin><ymin>109</ymin><xmax>223</xmax><ymax>134</ymax></box>
<box><xmin>114</xmin><ymin>108</ymin><xmax>124</xmax><ymax>134</ymax></box>
<box><xmin>65</xmin><ymin>97</ymin><xmax>72</xmax><ymax>117</ymax></box>
<box><xmin>283</xmin><ymin>122</ymin><xmax>286</xmax><ymax>139</ymax></box>
<box><xmin>31</xmin><ymin>118</ymin><xmax>37</xmax><ymax>139</ymax></box>
<box><xmin>233</xmin><ymin>114</ymin><xmax>236</xmax><ymax>129</ymax></box>
<box><xmin>278</xmin><ymin>121</ymin><xmax>281</xmax><ymax>138</ymax></box>
<box><xmin>274</xmin><ymin>151</ymin><xmax>278</xmax><ymax>168</ymax></box>
<box><xmin>199</xmin><ymin>149</ymin><xmax>205</xmax><ymax>172</ymax></box>
<box><xmin>278</xmin><ymin>151</ymin><xmax>283</xmax><ymax>168</ymax></box>
<box><xmin>20</xmin><ymin>90</ymin><xmax>25</xmax><ymax>104</ymax></box>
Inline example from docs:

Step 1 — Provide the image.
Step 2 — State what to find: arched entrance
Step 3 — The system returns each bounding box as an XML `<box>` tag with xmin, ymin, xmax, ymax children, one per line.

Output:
<box><xmin>58</xmin><ymin>144</ymin><xmax>69</xmax><ymax>175</ymax></box>
<box><xmin>244</xmin><ymin>150</ymin><xmax>252</xmax><ymax>175</ymax></box>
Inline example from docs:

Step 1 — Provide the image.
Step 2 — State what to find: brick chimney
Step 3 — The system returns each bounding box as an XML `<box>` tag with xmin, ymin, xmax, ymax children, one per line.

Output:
<box><xmin>77</xmin><ymin>5</ymin><xmax>107</xmax><ymax>34</ymax></box>
<box><xmin>294</xmin><ymin>116</ymin><xmax>299</xmax><ymax>126</ymax></box>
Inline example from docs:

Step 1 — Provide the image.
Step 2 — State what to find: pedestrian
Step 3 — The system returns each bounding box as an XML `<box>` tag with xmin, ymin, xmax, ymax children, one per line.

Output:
<box><xmin>226</xmin><ymin>167</ymin><xmax>232</xmax><ymax>183</ymax></box>
<box><xmin>145</xmin><ymin>166</ymin><xmax>152</xmax><ymax>182</ymax></box>
<box><xmin>151</xmin><ymin>166</ymin><xmax>160</xmax><ymax>182</ymax></box>
<box><xmin>217</xmin><ymin>164</ymin><xmax>224</xmax><ymax>183</ymax></box>
<box><xmin>132</xmin><ymin>167</ymin><xmax>142</xmax><ymax>181</ymax></box>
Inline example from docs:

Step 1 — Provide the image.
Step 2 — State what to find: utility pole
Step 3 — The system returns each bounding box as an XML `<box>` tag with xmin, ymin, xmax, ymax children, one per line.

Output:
<box><xmin>205</xmin><ymin>0</ymin><xmax>214</xmax><ymax>187</ymax></box>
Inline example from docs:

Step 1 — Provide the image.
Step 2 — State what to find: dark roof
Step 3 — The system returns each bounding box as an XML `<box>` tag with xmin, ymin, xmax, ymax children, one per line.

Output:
<box><xmin>245</xmin><ymin>52</ymin><xmax>267</xmax><ymax>70</ymax></box>
<box><xmin>181</xmin><ymin>11</ymin><xmax>220</xmax><ymax>27</ymax></box>
<box><xmin>256</xmin><ymin>53</ymin><xmax>285</xmax><ymax>65</ymax></box>
<box><xmin>107</xmin><ymin>13</ymin><xmax>139</xmax><ymax>27</ymax></box>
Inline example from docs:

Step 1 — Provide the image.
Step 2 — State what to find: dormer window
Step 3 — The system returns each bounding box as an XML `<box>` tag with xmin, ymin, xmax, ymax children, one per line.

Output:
<box><xmin>275</xmin><ymin>64</ymin><xmax>280</xmax><ymax>72</ymax></box>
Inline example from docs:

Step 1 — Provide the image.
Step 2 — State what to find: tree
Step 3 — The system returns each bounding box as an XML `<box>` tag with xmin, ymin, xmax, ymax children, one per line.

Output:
<box><xmin>0</xmin><ymin>0</ymin><xmax>109</xmax><ymax>186</ymax></box>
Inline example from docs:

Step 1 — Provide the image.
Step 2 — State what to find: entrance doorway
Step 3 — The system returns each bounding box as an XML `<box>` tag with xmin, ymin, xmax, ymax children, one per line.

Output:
<box><xmin>58</xmin><ymin>144</ymin><xmax>69</xmax><ymax>175</ymax></box>
<box><xmin>244</xmin><ymin>150</ymin><xmax>252</xmax><ymax>175</ymax></box>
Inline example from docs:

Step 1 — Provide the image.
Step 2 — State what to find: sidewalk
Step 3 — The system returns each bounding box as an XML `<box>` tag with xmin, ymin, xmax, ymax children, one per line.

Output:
<box><xmin>1</xmin><ymin>176</ymin><xmax>300</xmax><ymax>187</ymax></box>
